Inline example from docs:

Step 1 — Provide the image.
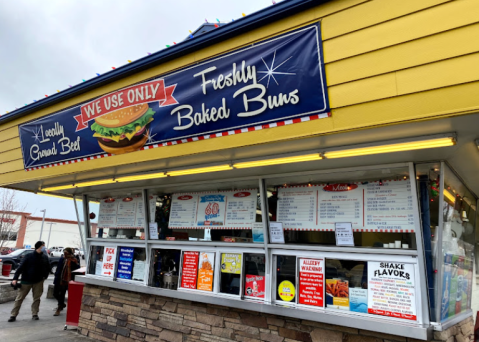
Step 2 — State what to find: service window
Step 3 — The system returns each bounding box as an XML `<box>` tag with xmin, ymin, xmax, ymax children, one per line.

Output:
<box><xmin>220</xmin><ymin>253</ymin><xmax>242</xmax><ymax>295</ymax></box>
<box><xmin>88</xmin><ymin>246</ymin><xmax>117</xmax><ymax>278</ymax></box>
<box><xmin>276</xmin><ymin>255</ymin><xmax>296</xmax><ymax>303</ymax></box>
<box><xmin>150</xmin><ymin>248</ymin><xmax>181</xmax><ymax>290</ymax></box>
<box><xmin>116</xmin><ymin>247</ymin><xmax>147</xmax><ymax>281</ymax></box>
<box><xmin>244</xmin><ymin>254</ymin><xmax>266</xmax><ymax>300</ymax></box>
<box><xmin>179</xmin><ymin>251</ymin><xmax>215</xmax><ymax>292</ymax></box>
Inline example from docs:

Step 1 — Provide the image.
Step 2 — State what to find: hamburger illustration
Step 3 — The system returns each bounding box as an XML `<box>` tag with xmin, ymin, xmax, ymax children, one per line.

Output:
<box><xmin>90</xmin><ymin>104</ymin><xmax>155</xmax><ymax>154</ymax></box>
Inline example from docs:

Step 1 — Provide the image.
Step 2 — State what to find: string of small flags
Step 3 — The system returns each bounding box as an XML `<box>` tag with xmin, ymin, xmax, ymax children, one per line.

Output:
<box><xmin>2</xmin><ymin>4</ymin><xmax>280</xmax><ymax>116</ymax></box>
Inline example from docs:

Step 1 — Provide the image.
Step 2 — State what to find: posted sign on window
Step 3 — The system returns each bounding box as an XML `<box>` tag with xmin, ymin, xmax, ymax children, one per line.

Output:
<box><xmin>101</xmin><ymin>247</ymin><xmax>117</xmax><ymax>277</ymax></box>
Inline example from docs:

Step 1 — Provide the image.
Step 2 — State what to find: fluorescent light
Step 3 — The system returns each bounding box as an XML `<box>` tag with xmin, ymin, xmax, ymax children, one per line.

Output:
<box><xmin>74</xmin><ymin>179</ymin><xmax>117</xmax><ymax>187</ymax></box>
<box><xmin>168</xmin><ymin>165</ymin><xmax>232</xmax><ymax>176</ymax></box>
<box><xmin>37</xmin><ymin>192</ymin><xmax>82</xmax><ymax>201</ymax></box>
<box><xmin>443</xmin><ymin>189</ymin><xmax>456</xmax><ymax>204</ymax></box>
<box><xmin>41</xmin><ymin>184</ymin><xmax>73</xmax><ymax>191</ymax></box>
<box><xmin>116</xmin><ymin>173</ymin><xmax>167</xmax><ymax>183</ymax></box>
<box><xmin>324</xmin><ymin>137</ymin><xmax>455</xmax><ymax>159</ymax></box>
<box><xmin>235</xmin><ymin>154</ymin><xmax>322</xmax><ymax>168</ymax></box>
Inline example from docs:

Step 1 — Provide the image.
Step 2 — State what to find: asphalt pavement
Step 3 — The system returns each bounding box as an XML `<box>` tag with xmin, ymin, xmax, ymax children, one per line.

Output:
<box><xmin>0</xmin><ymin>262</ymin><xmax>93</xmax><ymax>342</ymax></box>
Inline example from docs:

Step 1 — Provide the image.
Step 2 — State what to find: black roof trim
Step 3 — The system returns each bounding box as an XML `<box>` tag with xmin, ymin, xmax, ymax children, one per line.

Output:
<box><xmin>0</xmin><ymin>0</ymin><xmax>323</xmax><ymax>125</ymax></box>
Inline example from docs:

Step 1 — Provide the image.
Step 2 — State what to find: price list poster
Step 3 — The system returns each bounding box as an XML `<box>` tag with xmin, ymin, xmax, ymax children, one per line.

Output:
<box><xmin>169</xmin><ymin>190</ymin><xmax>257</xmax><ymax>229</ymax></box>
<box><xmin>277</xmin><ymin>179</ymin><xmax>415</xmax><ymax>232</ymax></box>
<box><xmin>367</xmin><ymin>261</ymin><xmax>417</xmax><ymax>321</ymax></box>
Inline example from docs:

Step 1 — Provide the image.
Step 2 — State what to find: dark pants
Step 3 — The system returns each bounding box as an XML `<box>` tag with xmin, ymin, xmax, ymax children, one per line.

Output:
<box><xmin>53</xmin><ymin>284</ymin><xmax>68</xmax><ymax>308</ymax></box>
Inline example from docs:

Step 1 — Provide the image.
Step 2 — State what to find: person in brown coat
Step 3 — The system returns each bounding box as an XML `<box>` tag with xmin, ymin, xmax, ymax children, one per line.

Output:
<box><xmin>53</xmin><ymin>247</ymin><xmax>79</xmax><ymax>316</ymax></box>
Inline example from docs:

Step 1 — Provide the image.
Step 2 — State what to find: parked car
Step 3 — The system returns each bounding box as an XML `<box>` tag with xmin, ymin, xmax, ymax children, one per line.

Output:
<box><xmin>1</xmin><ymin>248</ymin><xmax>16</xmax><ymax>255</ymax></box>
<box><xmin>49</xmin><ymin>246</ymin><xmax>64</xmax><ymax>257</ymax></box>
<box><xmin>0</xmin><ymin>249</ymin><xmax>61</xmax><ymax>274</ymax></box>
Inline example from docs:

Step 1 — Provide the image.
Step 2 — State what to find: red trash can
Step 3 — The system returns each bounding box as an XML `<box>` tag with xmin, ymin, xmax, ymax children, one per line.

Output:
<box><xmin>2</xmin><ymin>263</ymin><xmax>12</xmax><ymax>276</ymax></box>
<box><xmin>65</xmin><ymin>281</ymin><xmax>84</xmax><ymax>330</ymax></box>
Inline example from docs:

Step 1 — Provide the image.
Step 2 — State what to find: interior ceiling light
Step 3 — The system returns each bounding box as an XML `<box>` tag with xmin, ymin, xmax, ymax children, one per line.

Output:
<box><xmin>168</xmin><ymin>165</ymin><xmax>232</xmax><ymax>177</ymax></box>
<box><xmin>443</xmin><ymin>189</ymin><xmax>456</xmax><ymax>204</ymax></box>
<box><xmin>323</xmin><ymin>137</ymin><xmax>455</xmax><ymax>159</ymax></box>
<box><xmin>234</xmin><ymin>154</ymin><xmax>322</xmax><ymax>169</ymax></box>
<box><xmin>41</xmin><ymin>184</ymin><xmax>73</xmax><ymax>192</ymax></box>
<box><xmin>74</xmin><ymin>179</ymin><xmax>117</xmax><ymax>188</ymax></box>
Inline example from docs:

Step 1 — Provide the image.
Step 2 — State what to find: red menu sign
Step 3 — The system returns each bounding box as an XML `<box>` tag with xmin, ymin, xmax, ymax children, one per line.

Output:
<box><xmin>244</xmin><ymin>275</ymin><xmax>265</xmax><ymax>299</ymax></box>
<box><xmin>299</xmin><ymin>258</ymin><xmax>324</xmax><ymax>307</ymax></box>
<box><xmin>181</xmin><ymin>251</ymin><xmax>199</xmax><ymax>289</ymax></box>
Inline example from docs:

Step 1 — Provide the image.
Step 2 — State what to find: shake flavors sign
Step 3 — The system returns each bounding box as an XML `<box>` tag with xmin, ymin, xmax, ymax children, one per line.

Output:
<box><xmin>19</xmin><ymin>23</ymin><xmax>329</xmax><ymax>170</ymax></box>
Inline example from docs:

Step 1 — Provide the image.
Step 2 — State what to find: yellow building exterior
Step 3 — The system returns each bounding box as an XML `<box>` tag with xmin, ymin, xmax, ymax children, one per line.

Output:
<box><xmin>1</xmin><ymin>1</ymin><xmax>478</xmax><ymax>341</ymax></box>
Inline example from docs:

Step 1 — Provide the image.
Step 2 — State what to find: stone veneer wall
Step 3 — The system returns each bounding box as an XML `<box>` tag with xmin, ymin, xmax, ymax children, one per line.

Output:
<box><xmin>78</xmin><ymin>284</ymin><xmax>475</xmax><ymax>342</ymax></box>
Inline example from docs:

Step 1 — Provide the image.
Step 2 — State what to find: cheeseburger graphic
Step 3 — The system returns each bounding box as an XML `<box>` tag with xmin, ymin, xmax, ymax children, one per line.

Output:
<box><xmin>90</xmin><ymin>104</ymin><xmax>155</xmax><ymax>154</ymax></box>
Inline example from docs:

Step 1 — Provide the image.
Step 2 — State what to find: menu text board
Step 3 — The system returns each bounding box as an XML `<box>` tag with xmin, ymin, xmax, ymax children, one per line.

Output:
<box><xmin>98</xmin><ymin>196</ymin><xmax>157</xmax><ymax>229</ymax></box>
<box><xmin>367</xmin><ymin>262</ymin><xmax>416</xmax><ymax>321</ymax></box>
<box><xmin>169</xmin><ymin>190</ymin><xmax>257</xmax><ymax>229</ymax></box>
<box><xmin>299</xmin><ymin>258</ymin><xmax>324</xmax><ymax>307</ymax></box>
<box><xmin>277</xmin><ymin>180</ymin><xmax>415</xmax><ymax>232</ymax></box>
<box><xmin>181</xmin><ymin>251</ymin><xmax>199</xmax><ymax>289</ymax></box>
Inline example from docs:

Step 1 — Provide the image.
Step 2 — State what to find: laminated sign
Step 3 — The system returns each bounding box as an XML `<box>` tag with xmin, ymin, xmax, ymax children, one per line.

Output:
<box><xmin>18</xmin><ymin>23</ymin><xmax>329</xmax><ymax>171</ymax></box>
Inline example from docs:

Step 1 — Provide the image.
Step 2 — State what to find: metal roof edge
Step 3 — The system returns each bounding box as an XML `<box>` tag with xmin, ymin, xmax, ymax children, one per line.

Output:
<box><xmin>0</xmin><ymin>0</ymin><xmax>323</xmax><ymax>125</ymax></box>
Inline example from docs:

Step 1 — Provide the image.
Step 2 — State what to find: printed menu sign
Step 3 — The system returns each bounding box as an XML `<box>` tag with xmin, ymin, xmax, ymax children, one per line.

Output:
<box><xmin>277</xmin><ymin>180</ymin><xmax>415</xmax><ymax>232</ymax></box>
<box><xmin>117</xmin><ymin>247</ymin><xmax>134</xmax><ymax>279</ymax></box>
<box><xmin>101</xmin><ymin>247</ymin><xmax>117</xmax><ymax>277</ymax></box>
<box><xmin>169</xmin><ymin>190</ymin><xmax>257</xmax><ymax>229</ymax></box>
<box><xmin>221</xmin><ymin>253</ymin><xmax>242</xmax><ymax>274</ymax></box>
<box><xmin>197</xmin><ymin>252</ymin><xmax>215</xmax><ymax>291</ymax></box>
<box><xmin>367</xmin><ymin>261</ymin><xmax>416</xmax><ymax>320</ymax></box>
<box><xmin>181</xmin><ymin>251</ymin><xmax>199</xmax><ymax>289</ymax></box>
<box><xmin>299</xmin><ymin>258</ymin><xmax>324</xmax><ymax>307</ymax></box>
<box><xmin>245</xmin><ymin>275</ymin><xmax>265</xmax><ymax>299</ymax></box>
<box><xmin>98</xmin><ymin>196</ymin><xmax>157</xmax><ymax>229</ymax></box>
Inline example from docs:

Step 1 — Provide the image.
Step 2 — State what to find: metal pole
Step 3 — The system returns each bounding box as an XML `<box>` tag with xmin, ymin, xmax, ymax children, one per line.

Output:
<box><xmin>46</xmin><ymin>222</ymin><xmax>55</xmax><ymax>248</ymax></box>
<box><xmin>73</xmin><ymin>195</ymin><xmax>86</xmax><ymax>256</ymax></box>
<box><xmin>39</xmin><ymin>209</ymin><xmax>46</xmax><ymax>240</ymax></box>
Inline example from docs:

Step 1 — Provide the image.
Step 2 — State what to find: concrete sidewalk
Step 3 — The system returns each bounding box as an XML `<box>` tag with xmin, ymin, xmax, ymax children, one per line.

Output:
<box><xmin>0</xmin><ymin>277</ymin><xmax>93</xmax><ymax>341</ymax></box>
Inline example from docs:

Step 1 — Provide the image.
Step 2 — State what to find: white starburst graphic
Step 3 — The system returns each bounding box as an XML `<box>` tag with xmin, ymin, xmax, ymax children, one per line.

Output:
<box><xmin>145</xmin><ymin>129</ymin><xmax>157</xmax><ymax>144</ymax></box>
<box><xmin>257</xmin><ymin>50</ymin><xmax>296</xmax><ymax>88</ymax></box>
<box><xmin>32</xmin><ymin>126</ymin><xmax>42</xmax><ymax>143</ymax></box>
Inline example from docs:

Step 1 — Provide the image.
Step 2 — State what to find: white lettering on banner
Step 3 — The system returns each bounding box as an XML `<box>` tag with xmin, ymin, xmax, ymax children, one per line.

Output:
<box><xmin>30</xmin><ymin>122</ymin><xmax>82</xmax><ymax>161</ymax></box>
<box><xmin>172</xmin><ymin>59</ymin><xmax>300</xmax><ymax>129</ymax></box>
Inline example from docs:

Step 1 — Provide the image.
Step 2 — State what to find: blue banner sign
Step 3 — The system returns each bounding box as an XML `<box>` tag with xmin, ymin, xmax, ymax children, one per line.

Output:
<box><xmin>19</xmin><ymin>23</ymin><xmax>329</xmax><ymax>169</ymax></box>
<box><xmin>117</xmin><ymin>247</ymin><xmax>134</xmax><ymax>279</ymax></box>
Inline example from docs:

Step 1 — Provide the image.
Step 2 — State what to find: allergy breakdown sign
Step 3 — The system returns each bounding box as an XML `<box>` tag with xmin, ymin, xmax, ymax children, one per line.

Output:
<box><xmin>18</xmin><ymin>23</ymin><xmax>329</xmax><ymax>170</ymax></box>
<box><xmin>299</xmin><ymin>258</ymin><xmax>324</xmax><ymax>307</ymax></box>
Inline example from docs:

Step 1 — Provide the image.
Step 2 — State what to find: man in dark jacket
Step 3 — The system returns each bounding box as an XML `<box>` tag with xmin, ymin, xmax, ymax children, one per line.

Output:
<box><xmin>8</xmin><ymin>241</ymin><xmax>50</xmax><ymax>322</ymax></box>
<box><xmin>53</xmin><ymin>247</ymin><xmax>79</xmax><ymax>316</ymax></box>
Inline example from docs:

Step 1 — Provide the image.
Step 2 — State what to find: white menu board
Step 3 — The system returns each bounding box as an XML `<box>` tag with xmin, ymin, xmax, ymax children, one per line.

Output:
<box><xmin>169</xmin><ymin>190</ymin><xmax>257</xmax><ymax>229</ymax></box>
<box><xmin>277</xmin><ymin>180</ymin><xmax>415</xmax><ymax>232</ymax></box>
<box><xmin>367</xmin><ymin>261</ymin><xmax>417</xmax><ymax>321</ymax></box>
<box><xmin>98</xmin><ymin>196</ymin><xmax>156</xmax><ymax>230</ymax></box>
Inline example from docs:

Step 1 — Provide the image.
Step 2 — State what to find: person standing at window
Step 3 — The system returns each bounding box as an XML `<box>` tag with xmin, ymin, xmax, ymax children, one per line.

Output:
<box><xmin>53</xmin><ymin>247</ymin><xmax>80</xmax><ymax>316</ymax></box>
<box><xmin>8</xmin><ymin>241</ymin><xmax>50</xmax><ymax>322</ymax></box>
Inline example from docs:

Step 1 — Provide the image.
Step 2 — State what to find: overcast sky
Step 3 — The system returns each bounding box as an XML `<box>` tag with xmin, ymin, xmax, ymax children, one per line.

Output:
<box><xmin>0</xmin><ymin>0</ymin><xmax>277</xmax><ymax>221</ymax></box>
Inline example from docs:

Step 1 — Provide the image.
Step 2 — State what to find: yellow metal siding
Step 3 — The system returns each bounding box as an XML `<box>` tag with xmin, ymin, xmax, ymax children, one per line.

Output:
<box><xmin>1</xmin><ymin>0</ymin><xmax>479</xmax><ymax>186</ymax></box>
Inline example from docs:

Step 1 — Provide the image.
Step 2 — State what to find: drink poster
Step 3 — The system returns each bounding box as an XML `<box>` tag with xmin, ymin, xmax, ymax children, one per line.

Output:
<box><xmin>101</xmin><ymin>247</ymin><xmax>117</xmax><ymax>277</ymax></box>
<box><xmin>349</xmin><ymin>288</ymin><xmax>368</xmax><ymax>313</ymax></box>
<box><xmin>245</xmin><ymin>275</ymin><xmax>265</xmax><ymax>299</ymax></box>
<box><xmin>221</xmin><ymin>253</ymin><xmax>242</xmax><ymax>274</ymax></box>
<box><xmin>367</xmin><ymin>262</ymin><xmax>416</xmax><ymax>320</ymax></box>
<box><xmin>277</xmin><ymin>179</ymin><xmax>415</xmax><ymax>232</ymax></box>
<box><xmin>197</xmin><ymin>252</ymin><xmax>215</xmax><ymax>291</ymax></box>
<box><xmin>181</xmin><ymin>251</ymin><xmax>199</xmax><ymax>289</ymax></box>
<box><xmin>298</xmin><ymin>258</ymin><xmax>324</xmax><ymax>307</ymax></box>
<box><xmin>169</xmin><ymin>190</ymin><xmax>257</xmax><ymax>229</ymax></box>
<box><xmin>117</xmin><ymin>247</ymin><xmax>134</xmax><ymax>279</ymax></box>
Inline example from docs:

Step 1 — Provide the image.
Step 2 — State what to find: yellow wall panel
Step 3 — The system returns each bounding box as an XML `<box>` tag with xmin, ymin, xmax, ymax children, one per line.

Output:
<box><xmin>323</xmin><ymin>0</ymin><xmax>479</xmax><ymax>63</ymax></box>
<box><xmin>328</xmin><ymin>73</ymin><xmax>397</xmax><ymax>108</ymax></box>
<box><xmin>0</xmin><ymin>149</ymin><xmax>22</xmax><ymax>164</ymax></box>
<box><xmin>0</xmin><ymin>126</ymin><xmax>19</xmax><ymax>143</ymax></box>
<box><xmin>322</xmin><ymin>0</ymin><xmax>451</xmax><ymax>40</ymax></box>
<box><xmin>332</xmin><ymin>81</ymin><xmax>479</xmax><ymax>130</ymax></box>
<box><xmin>326</xmin><ymin>23</ymin><xmax>479</xmax><ymax>86</ymax></box>
<box><xmin>0</xmin><ymin>159</ymin><xmax>24</xmax><ymax>174</ymax></box>
<box><xmin>0</xmin><ymin>137</ymin><xmax>21</xmax><ymax>153</ymax></box>
<box><xmin>396</xmin><ymin>52</ymin><xmax>479</xmax><ymax>95</ymax></box>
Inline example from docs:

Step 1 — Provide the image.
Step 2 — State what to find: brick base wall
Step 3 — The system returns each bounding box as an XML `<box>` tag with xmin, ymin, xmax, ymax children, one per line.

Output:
<box><xmin>78</xmin><ymin>284</ymin><xmax>474</xmax><ymax>342</ymax></box>
<box><xmin>0</xmin><ymin>282</ymin><xmax>17</xmax><ymax>304</ymax></box>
